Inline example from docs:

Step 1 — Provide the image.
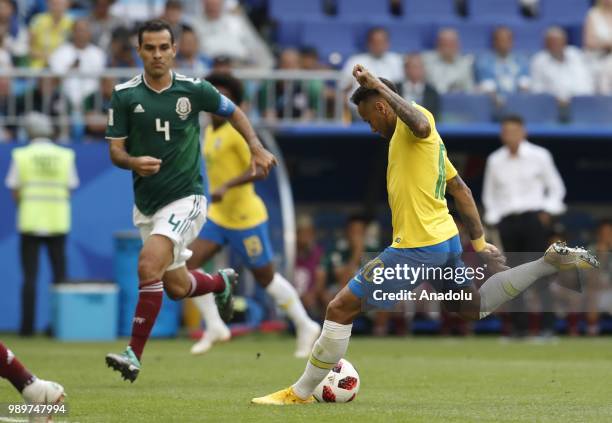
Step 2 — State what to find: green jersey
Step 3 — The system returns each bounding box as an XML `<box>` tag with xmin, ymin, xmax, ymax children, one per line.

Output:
<box><xmin>105</xmin><ymin>72</ymin><xmax>222</xmax><ymax>215</ymax></box>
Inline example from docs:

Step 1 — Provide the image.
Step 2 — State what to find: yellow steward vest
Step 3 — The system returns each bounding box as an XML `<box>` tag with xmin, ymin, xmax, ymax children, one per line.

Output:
<box><xmin>12</xmin><ymin>142</ymin><xmax>74</xmax><ymax>235</ymax></box>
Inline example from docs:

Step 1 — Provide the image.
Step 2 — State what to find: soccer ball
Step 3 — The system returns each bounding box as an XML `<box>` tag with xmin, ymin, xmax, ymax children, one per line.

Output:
<box><xmin>313</xmin><ymin>358</ymin><xmax>360</xmax><ymax>403</ymax></box>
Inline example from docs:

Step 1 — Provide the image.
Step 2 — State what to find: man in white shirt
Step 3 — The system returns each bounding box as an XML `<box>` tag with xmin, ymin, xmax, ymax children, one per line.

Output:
<box><xmin>341</xmin><ymin>27</ymin><xmax>403</xmax><ymax>95</ymax></box>
<box><xmin>422</xmin><ymin>28</ymin><xmax>475</xmax><ymax>94</ymax></box>
<box><xmin>189</xmin><ymin>0</ymin><xmax>273</xmax><ymax>69</ymax></box>
<box><xmin>48</xmin><ymin>19</ymin><xmax>106</xmax><ymax>111</ymax></box>
<box><xmin>483</xmin><ymin>115</ymin><xmax>566</xmax><ymax>337</ymax></box>
<box><xmin>531</xmin><ymin>26</ymin><xmax>595</xmax><ymax>105</ymax></box>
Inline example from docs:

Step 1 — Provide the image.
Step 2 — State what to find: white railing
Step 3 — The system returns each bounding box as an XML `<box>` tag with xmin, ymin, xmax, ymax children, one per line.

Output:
<box><xmin>0</xmin><ymin>68</ymin><xmax>346</xmax><ymax>142</ymax></box>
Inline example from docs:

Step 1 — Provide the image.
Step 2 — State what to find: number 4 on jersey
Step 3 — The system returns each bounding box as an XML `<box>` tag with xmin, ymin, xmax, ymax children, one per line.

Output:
<box><xmin>156</xmin><ymin>118</ymin><xmax>170</xmax><ymax>141</ymax></box>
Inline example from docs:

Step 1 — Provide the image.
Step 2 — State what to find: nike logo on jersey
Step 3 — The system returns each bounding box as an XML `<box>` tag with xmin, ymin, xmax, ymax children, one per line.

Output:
<box><xmin>133</xmin><ymin>104</ymin><xmax>145</xmax><ymax>113</ymax></box>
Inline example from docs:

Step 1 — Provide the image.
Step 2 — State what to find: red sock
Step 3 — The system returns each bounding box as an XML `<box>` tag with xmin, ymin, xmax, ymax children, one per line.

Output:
<box><xmin>187</xmin><ymin>270</ymin><xmax>225</xmax><ymax>297</ymax></box>
<box><xmin>0</xmin><ymin>342</ymin><xmax>35</xmax><ymax>392</ymax></box>
<box><xmin>129</xmin><ymin>281</ymin><xmax>163</xmax><ymax>361</ymax></box>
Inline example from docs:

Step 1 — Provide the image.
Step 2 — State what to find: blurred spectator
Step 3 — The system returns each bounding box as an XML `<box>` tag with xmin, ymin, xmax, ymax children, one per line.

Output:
<box><xmin>598</xmin><ymin>54</ymin><xmax>612</xmax><ymax>94</ymax></box>
<box><xmin>325</xmin><ymin>215</ymin><xmax>372</xmax><ymax>295</ymax></box>
<box><xmin>583</xmin><ymin>0</ymin><xmax>612</xmax><ymax>57</ymax></box>
<box><xmin>190</xmin><ymin>0</ymin><xmax>273</xmax><ymax>69</ymax></box>
<box><xmin>531</xmin><ymin>27</ymin><xmax>595</xmax><ymax>105</ymax></box>
<box><xmin>422</xmin><ymin>28</ymin><xmax>474</xmax><ymax>94</ymax></box>
<box><xmin>83</xmin><ymin>76</ymin><xmax>115</xmax><ymax>140</ymax></box>
<box><xmin>175</xmin><ymin>25</ymin><xmax>210</xmax><ymax>74</ymax></box>
<box><xmin>109</xmin><ymin>0</ymin><xmax>165</xmax><ymax>22</ymax></box>
<box><xmin>0</xmin><ymin>42</ymin><xmax>11</xmax><ymax>68</ymax></box>
<box><xmin>475</xmin><ymin>27</ymin><xmax>530</xmax><ymax>96</ymax></box>
<box><xmin>294</xmin><ymin>215</ymin><xmax>327</xmax><ymax>320</ymax></box>
<box><xmin>482</xmin><ymin>115</ymin><xmax>565</xmax><ymax>338</ymax></box>
<box><xmin>16</xmin><ymin>77</ymin><xmax>68</xmax><ymax>140</ymax></box>
<box><xmin>87</xmin><ymin>0</ymin><xmax>129</xmax><ymax>51</ymax></box>
<box><xmin>300</xmin><ymin>46</ymin><xmax>326</xmax><ymax>71</ymax></box>
<box><xmin>210</xmin><ymin>55</ymin><xmax>232</xmax><ymax>74</ymax></box>
<box><xmin>107</xmin><ymin>26</ymin><xmax>138</xmax><ymax>68</ymax></box>
<box><xmin>0</xmin><ymin>0</ymin><xmax>29</xmax><ymax>64</ymax></box>
<box><xmin>4</xmin><ymin>111</ymin><xmax>79</xmax><ymax>336</ymax></box>
<box><xmin>48</xmin><ymin>19</ymin><xmax>106</xmax><ymax>111</ymax></box>
<box><xmin>400</xmin><ymin>53</ymin><xmax>440</xmax><ymax>117</ymax></box>
<box><xmin>28</xmin><ymin>0</ymin><xmax>73</xmax><ymax>69</ymax></box>
<box><xmin>0</xmin><ymin>76</ymin><xmax>15</xmax><ymax>141</ymax></box>
<box><xmin>341</xmin><ymin>27</ymin><xmax>403</xmax><ymax>95</ymax></box>
<box><xmin>258</xmin><ymin>48</ymin><xmax>323</xmax><ymax>122</ymax></box>
<box><xmin>159</xmin><ymin>0</ymin><xmax>189</xmax><ymax>41</ymax></box>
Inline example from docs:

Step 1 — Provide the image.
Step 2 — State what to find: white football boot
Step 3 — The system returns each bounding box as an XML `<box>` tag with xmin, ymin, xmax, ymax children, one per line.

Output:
<box><xmin>190</xmin><ymin>324</ymin><xmax>231</xmax><ymax>355</ymax></box>
<box><xmin>544</xmin><ymin>241</ymin><xmax>600</xmax><ymax>271</ymax></box>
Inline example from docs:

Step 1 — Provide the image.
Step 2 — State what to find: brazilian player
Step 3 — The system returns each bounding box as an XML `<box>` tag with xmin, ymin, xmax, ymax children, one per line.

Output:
<box><xmin>186</xmin><ymin>73</ymin><xmax>320</xmax><ymax>358</ymax></box>
<box><xmin>251</xmin><ymin>65</ymin><xmax>599</xmax><ymax>404</ymax></box>
<box><xmin>104</xmin><ymin>20</ymin><xmax>276</xmax><ymax>382</ymax></box>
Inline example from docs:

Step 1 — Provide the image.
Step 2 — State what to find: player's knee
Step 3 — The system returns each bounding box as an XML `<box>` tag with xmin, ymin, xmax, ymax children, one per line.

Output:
<box><xmin>138</xmin><ymin>254</ymin><xmax>164</xmax><ymax>283</ymax></box>
<box><xmin>164</xmin><ymin>283</ymin><xmax>189</xmax><ymax>301</ymax></box>
<box><xmin>326</xmin><ymin>296</ymin><xmax>351</xmax><ymax>324</ymax></box>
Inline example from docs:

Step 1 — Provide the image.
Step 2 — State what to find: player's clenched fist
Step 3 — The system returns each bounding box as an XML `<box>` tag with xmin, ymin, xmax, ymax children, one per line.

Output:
<box><xmin>129</xmin><ymin>156</ymin><xmax>162</xmax><ymax>177</ymax></box>
<box><xmin>352</xmin><ymin>64</ymin><xmax>381</xmax><ymax>90</ymax></box>
<box><xmin>250</xmin><ymin>144</ymin><xmax>277</xmax><ymax>177</ymax></box>
<box><xmin>478</xmin><ymin>243</ymin><xmax>509</xmax><ymax>274</ymax></box>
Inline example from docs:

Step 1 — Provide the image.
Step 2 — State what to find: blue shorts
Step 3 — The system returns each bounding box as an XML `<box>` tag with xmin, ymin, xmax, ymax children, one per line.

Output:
<box><xmin>348</xmin><ymin>235</ymin><xmax>473</xmax><ymax>308</ymax></box>
<box><xmin>199</xmin><ymin>219</ymin><xmax>274</xmax><ymax>268</ymax></box>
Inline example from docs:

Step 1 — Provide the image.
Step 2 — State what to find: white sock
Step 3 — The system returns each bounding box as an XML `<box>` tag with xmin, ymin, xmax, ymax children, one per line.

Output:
<box><xmin>292</xmin><ymin>320</ymin><xmax>352</xmax><ymax>399</ymax></box>
<box><xmin>479</xmin><ymin>258</ymin><xmax>556</xmax><ymax>319</ymax></box>
<box><xmin>266</xmin><ymin>273</ymin><xmax>312</xmax><ymax>330</ymax></box>
<box><xmin>193</xmin><ymin>293</ymin><xmax>226</xmax><ymax>331</ymax></box>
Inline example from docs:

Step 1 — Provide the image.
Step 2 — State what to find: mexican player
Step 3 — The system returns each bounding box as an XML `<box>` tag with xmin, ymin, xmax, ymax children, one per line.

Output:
<box><xmin>104</xmin><ymin>20</ymin><xmax>276</xmax><ymax>383</ymax></box>
<box><xmin>251</xmin><ymin>65</ymin><xmax>599</xmax><ymax>404</ymax></box>
<box><xmin>186</xmin><ymin>73</ymin><xmax>320</xmax><ymax>358</ymax></box>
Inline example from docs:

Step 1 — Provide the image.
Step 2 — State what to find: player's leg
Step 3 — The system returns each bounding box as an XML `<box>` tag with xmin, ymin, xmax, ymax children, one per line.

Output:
<box><xmin>0</xmin><ymin>342</ymin><xmax>65</xmax><ymax>406</ymax></box>
<box><xmin>252</xmin><ymin>285</ymin><xmax>360</xmax><ymax>404</ymax></box>
<box><xmin>251</xmin><ymin>261</ymin><xmax>321</xmax><ymax>358</ymax></box>
<box><xmin>106</xmin><ymin>233</ymin><xmax>173</xmax><ymax>382</ymax></box>
<box><xmin>186</xmin><ymin>237</ymin><xmax>231</xmax><ymax>354</ymax></box>
<box><xmin>451</xmin><ymin>242</ymin><xmax>599</xmax><ymax>321</ymax></box>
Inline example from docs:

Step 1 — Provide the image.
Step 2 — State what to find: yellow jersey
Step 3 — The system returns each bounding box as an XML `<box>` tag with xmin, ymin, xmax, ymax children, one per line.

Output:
<box><xmin>29</xmin><ymin>13</ymin><xmax>73</xmax><ymax>69</ymax></box>
<box><xmin>388</xmin><ymin>103</ymin><xmax>458</xmax><ymax>248</ymax></box>
<box><xmin>203</xmin><ymin>122</ymin><xmax>268</xmax><ymax>229</ymax></box>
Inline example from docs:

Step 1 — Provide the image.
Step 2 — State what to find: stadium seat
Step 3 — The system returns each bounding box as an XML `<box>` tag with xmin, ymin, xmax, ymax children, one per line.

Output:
<box><xmin>499</xmin><ymin>94</ymin><xmax>559</xmax><ymax>124</ymax></box>
<box><xmin>467</xmin><ymin>0</ymin><xmax>522</xmax><ymax>22</ymax></box>
<box><xmin>275</xmin><ymin>20</ymin><xmax>302</xmax><ymax>46</ymax></box>
<box><xmin>300</xmin><ymin>20</ymin><xmax>357</xmax><ymax>65</ymax></box>
<box><xmin>336</xmin><ymin>0</ymin><xmax>390</xmax><ymax>19</ymax></box>
<box><xmin>440</xmin><ymin>94</ymin><xmax>493</xmax><ymax>123</ymax></box>
<box><xmin>403</xmin><ymin>0</ymin><xmax>457</xmax><ymax>20</ymax></box>
<box><xmin>539</xmin><ymin>0</ymin><xmax>590</xmax><ymax>25</ymax></box>
<box><xmin>505</xmin><ymin>22</ymin><xmax>547</xmax><ymax>54</ymax></box>
<box><xmin>385</xmin><ymin>22</ymin><xmax>426</xmax><ymax>53</ymax></box>
<box><xmin>570</xmin><ymin>96</ymin><xmax>612</xmax><ymax>125</ymax></box>
<box><xmin>269</xmin><ymin>0</ymin><xmax>324</xmax><ymax>20</ymax></box>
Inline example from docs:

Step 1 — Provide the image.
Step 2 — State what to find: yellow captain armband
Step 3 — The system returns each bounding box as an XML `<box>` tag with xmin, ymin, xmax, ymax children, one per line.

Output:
<box><xmin>471</xmin><ymin>235</ymin><xmax>487</xmax><ymax>252</ymax></box>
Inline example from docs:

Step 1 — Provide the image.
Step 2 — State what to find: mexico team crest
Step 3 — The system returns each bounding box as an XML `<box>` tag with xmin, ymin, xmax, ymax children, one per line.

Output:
<box><xmin>176</xmin><ymin>97</ymin><xmax>191</xmax><ymax>120</ymax></box>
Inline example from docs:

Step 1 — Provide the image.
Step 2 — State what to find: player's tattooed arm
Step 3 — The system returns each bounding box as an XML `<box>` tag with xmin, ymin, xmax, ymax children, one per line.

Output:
<box><xmin>352</xmin><ymin>64</ymin><xmax>431</xmax><ymax>138</ymax></box>
<box><xmin>376</xmin><ymin>83</ymin><xmax>431</xmax><ymax>138</ymax></box>
<box><xmin>446</xmin><ymin>175</ymin><xmax>484</xmax><ymax>240</ymax></box>
<box><xmin>447</xmin><ymin>175</ymin><xmax>508</xmax><ymax>272</ymax></box>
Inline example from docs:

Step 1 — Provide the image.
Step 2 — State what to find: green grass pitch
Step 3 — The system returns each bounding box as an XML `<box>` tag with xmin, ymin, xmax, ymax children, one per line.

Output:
<box><xmin>1</xmin><ymin>334</ymin><xmax>612</xmax><ymax>422</ymax></box>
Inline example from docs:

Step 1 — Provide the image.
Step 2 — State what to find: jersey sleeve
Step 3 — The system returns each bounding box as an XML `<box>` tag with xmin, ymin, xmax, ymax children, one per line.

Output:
<box><xmin>198</xmin><ymin>79</ymin><xmax>222</xmax><ymax>113</ymax></box>
<box><xmin>445</xmin><ymin>154</ymin><xmax>458</xmax><ymax>181</ymax></box>
<box><xmin>105</xmin><ymin>90</ymin><xmax>129</xmax><ymax>139</ymax></box>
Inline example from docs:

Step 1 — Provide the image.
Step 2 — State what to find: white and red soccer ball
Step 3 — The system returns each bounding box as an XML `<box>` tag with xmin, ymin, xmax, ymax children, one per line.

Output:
<box><xmin>313</xmin><ymin>358</ymin><xmax>360</xmax><ymax>403</ymax></box>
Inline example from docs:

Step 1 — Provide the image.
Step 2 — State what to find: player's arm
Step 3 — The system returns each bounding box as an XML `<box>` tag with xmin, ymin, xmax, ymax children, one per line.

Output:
<box><xmin>352</xmin><ymin>64</ymin><xmax>431</xmax><ymax>138</ymax></box>
<box><xmin>210</xmin><ymin>167</ymin><xmax>266</xmax><ymax>202</ymax></box>
<box><xmin>446</xmin><ymin>175</ymin><xmax>508</xmax><ymax>273</ymax></box>
<box><xmin>226</xmin><ymin>106</ymin><xmax>277</xmax><ymax>177</ymax></box>
<box><xmin>108</xmin><ymin>138</ymin><xmax>161</xmax><ymax>177</ymax></box>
